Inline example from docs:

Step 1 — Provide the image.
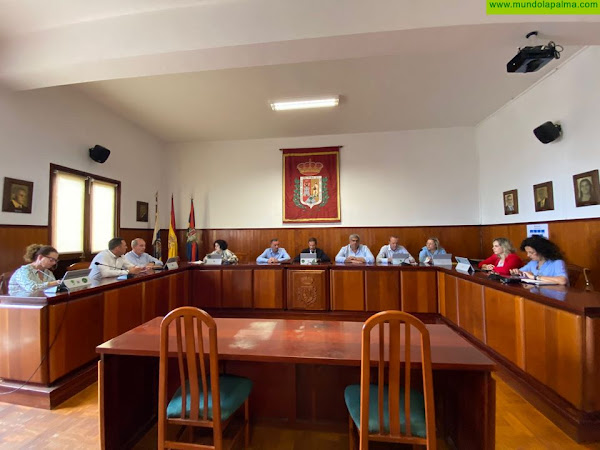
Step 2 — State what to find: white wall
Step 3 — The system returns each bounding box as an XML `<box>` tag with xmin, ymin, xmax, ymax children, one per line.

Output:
<box><xmin>477</xmin><ymin>46</ymin><xmax>600</xmax><ymax>224</ymax></box>
<box><xmin>0</xmin><ymin>85</ymin><xmax>164</xmax><ymax>228</ymax></box>
<box><xmin>164</xmin><ymin>128</ymin><xmax>479</xmax><ymax>228</ymax></box>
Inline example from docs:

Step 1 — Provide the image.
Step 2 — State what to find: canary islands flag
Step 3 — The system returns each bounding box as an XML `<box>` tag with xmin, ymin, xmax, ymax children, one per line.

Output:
<box><xmin>168</xmin><ymin>195</ymin><xmax>178</xmax><ymax>258</ymax></box>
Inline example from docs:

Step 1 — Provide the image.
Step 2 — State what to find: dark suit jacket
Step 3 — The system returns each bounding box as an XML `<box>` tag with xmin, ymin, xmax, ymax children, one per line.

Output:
<box><xmin>293</xmin><ymin>248</ymin><xmax>330</xmax><ymax>263</ymax></box>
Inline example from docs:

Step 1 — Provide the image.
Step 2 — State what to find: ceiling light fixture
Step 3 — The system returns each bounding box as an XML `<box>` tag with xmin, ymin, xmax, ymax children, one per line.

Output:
<box><xmin>270</xmin><ymin>96</ymin><xmax>339</xmax><ymax>111</ymax></box>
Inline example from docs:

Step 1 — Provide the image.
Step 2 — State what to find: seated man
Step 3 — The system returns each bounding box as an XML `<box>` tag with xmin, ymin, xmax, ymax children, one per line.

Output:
<box><xmin>335</xmin><ymin>234</ymin><xmax>374</xmax><ymax>264</ymax></box>
<box><xmin>376</xmin><ymin>236</ymin><xmax>416</xmax><ymax>264</ymax></box>
<box><xmin>256</xmin><ymin>238</ymin><xmax>291</xmax><ymax>264</ymax></box>
<box><xmin>89</xmin><ymin>237</ymin><xmax>145</xmax><ymax>281</ymax></box>
<box><xmin>124</xmin><ymin>238</ymin><xmax>163</xmax><ymax>269</ymax></box>
<box><xmin>293</xmin><ymin>237</ymin><xmax>331</xmax><ymax>263</ymax></box>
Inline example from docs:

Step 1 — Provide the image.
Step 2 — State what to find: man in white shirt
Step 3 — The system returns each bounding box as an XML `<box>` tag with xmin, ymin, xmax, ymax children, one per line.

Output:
<box><xmin>376</xmin><ymin>236</ymin><xmax>416</xmax><ymax>264</ymax></box>
<box><xmin>89</xmin><ymin>237</ymin><xmax>145</xmax><ymax>281</ymax></box>
<box><xmin>124</xmin><ymin>238</ymin><xmax>163</xmax><ymax>268</ymax></box>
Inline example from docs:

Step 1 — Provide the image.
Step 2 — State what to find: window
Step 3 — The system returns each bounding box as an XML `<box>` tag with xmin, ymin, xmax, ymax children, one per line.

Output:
<box><xmin>50</xmin><ymin>164</ymin><xmax>120</xmax><ymax>257</ymax></box>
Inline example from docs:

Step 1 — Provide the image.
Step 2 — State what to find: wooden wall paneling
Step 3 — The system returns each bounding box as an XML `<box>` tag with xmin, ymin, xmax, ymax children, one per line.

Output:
<box><xmin>523</xmin><ymin>300</ymin><xmax>584</xmax><ymax>409</ymax></box>
<box><xmin>103</xmin><ymin>283</ymin><xmax>144</xmax><ymax>341</ymax></box>
<box><xmin>0</xmin><ymin>225</ymin><xmax>48</xmax><ymax>275</ymax></box>
<box><xmin>483</xmin><ymin>288</ymin><xmax>524</xmax><ymax>368</ymax></box>
<box><xmin>442</xmin><ymin>274</ymin><xmax>458</xmax><ymax>324</ymax></box>
<box><xmin>480</xmin><ymin>219</ymin><xmax>600</xmax><ymax>289</ymax></box>
<box><xmin>331</xmin><ymin>270</ymin><xmax>365</xmax><ymax>311</ymax></box>
<box><xmin>48</xmin><ymin>294</ymin><xmax>104</xmax><ymax>383</ymax></box>
<box><xmin>0</xmin><ymin>304</ymin><xmax>47</xmax><ymax>384</ymax></box>
<box><xmin>364</xmin><ymin>270</ymin><xmax>399</xmax><ymax>311</ymax></box>
<box><xmin>584</xmin><ymin>317</ymin><xmax>600</xmax><ymax>412</ymax></box>
<box><xmin>190</xmin><ymin>270</ymin><xmax>222</xmax><ymax>308</ymax></box>
<box><xmin>437</xmin><ymin>272</ymin><xmax>446</xmax><ymax>316</ymax></box>
<box><xmin>286</xmin><ymin>269</ymin><xmax>328</xmax><ymax>310</ymax></box>
<box><xmin>401</xmin><ymin>270</ymin><xmax>438</xmax><ymax>312</ymax></box>
<box><xmin>253</xmin><ymin>268</ymin><xmax>284</xmax><ymax>309</ymax></box>
<box><xmin>141</xmin><ymin>276</ymin><xmax>170</xmax><ymax>322</ymax></box>
<box><xmin>168</xmin><ymin>272</ymin><xmax>188</xmax><ymax>310</ymax></box>
<box><xmin>457</xmin><ymin>278</ymin><xmax>485</xmax><ymax>341</ymax></box>
<box><xmin>222</xmin><ymin>269</ymin><xmax>253</xmax><ymax>308</ymax></box>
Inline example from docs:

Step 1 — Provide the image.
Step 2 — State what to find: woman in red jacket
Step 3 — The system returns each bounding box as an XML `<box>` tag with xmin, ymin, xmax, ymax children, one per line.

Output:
<box><xmin>478</xmin><ymin>238</ymin><xmax>522</xmax><ymax>275</ymax></box>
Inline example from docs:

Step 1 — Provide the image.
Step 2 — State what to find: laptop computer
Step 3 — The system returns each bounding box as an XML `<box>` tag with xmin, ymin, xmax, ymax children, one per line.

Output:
<box><xmin>205</xmin><ymin>254</ymin><xmax>223</xmax><ymax>265</ymax></box>
<box><xmin>391</xmin><ymin>252</ymin><xmax>411</xmax><ymax>265</ymax></box>
<box><xmin>455</xmin><ymin>256</ymin><xmax>479</xmax><ymax>274</ymax></box>
<box><xmin>300</xmin><ymin>253</ymin><xmax>317</xmax><ymax>265</ymax></box>
<box><xmin>45</xmin><ymin>268</ymin><xmax>92</xmax><ymax>293</ymax></box>
<box><xmin>432</xmin><ymin>254</ymin><xmax>453</xmax><ymax>266</ymax></box>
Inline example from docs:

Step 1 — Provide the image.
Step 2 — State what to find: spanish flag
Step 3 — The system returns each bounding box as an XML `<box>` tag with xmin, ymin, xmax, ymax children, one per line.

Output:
<box><xmin>168</xmin><ymin>195</ymin><xmax>178</xmax><ymax>258</ymax></box>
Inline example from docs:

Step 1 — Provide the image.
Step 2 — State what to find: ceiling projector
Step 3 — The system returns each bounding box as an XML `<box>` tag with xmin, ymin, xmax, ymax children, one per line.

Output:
<box><xmin>507</xmin><ymin>41</ymin><xmax>562</xmax><ymax>73</ymax></box>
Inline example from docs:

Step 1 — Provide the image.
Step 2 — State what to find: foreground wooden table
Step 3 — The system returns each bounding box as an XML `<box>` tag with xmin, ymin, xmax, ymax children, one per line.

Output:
<box><xmin>98</xmin><ymin>317</ymin><xmax>496</xmax><ymax>449</ymax></box>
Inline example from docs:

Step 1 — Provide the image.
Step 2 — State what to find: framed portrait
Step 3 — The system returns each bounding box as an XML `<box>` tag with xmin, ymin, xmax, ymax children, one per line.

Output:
<box><xmin>2</xmin><ymin>177</ymin><xmax>33</xmax><ymax>214</ymax></box>
<box><xmin>533</xmin><ymin>181</ymin><xmax>554</xmax><ymax>212</ymax></box>
<box><xmin>136</xmin><ymin>201</ymin><xmax>149</xmax><ymax>222</ymax></box>
<box><xmin>573</xmin><ymin>170</ymin><xmax>599</xmax><ymax>207</ymax></box>
<box><xmin>503</xmin><ymin>189</ymin><xmax>518</xmax><ymax>215</ymax></box>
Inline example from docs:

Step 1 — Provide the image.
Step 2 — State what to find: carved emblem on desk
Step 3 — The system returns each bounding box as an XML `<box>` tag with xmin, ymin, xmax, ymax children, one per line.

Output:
<box><xmin>296</xmin><ymin>275</ymin><xmax>317</xmax><ymax>307</ymax></box>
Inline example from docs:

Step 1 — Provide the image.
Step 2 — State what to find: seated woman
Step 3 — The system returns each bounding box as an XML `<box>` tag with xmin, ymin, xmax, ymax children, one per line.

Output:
<box><xmin>418</xmin><ymin>237</ymin><xmax>447</xmax><ymax>264</ymax></box>
<box><xmin>509</xmin><ymin>235</ymin><xmax>569</xmax><ymax>286</ymax></box>
<box><xmin>9</xmin><ymin>244</ymin><xmax>61</xmax><ymax>295</ymax></box>
<box><xmin>478</xmin><ymin>237</ymin><xmax>522</xmax><ymax>275</ymax></box>
<box><xmin>203</xmin><ymin>239</ymin><xmax>239</xmax><ymax>264</ymax></box>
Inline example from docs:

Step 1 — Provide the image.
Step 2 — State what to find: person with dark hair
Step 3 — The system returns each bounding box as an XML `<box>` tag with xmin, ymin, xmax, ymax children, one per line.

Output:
<box><xmin>203</xmin><ymin>239</ymin><xmax>238</xmax><ymax>264</ymax></box>
<box><xmin>335</xmin><ymin>234</ymin><xmax>374</xmax><ymax>264</ymax></box>
<box><xmin>256</xmin><ymin>238</ymin><xmax>291</xmax><ymax>264</ymax></box>
<box><xmin>510</xmin><ymin>235</ymin><xmax>568</xmax><ymax>285</ymax></box>
<box><xmin>293</xmin><ymin>237</ymin><xmax>330</xmax><ymax>263</ymax></box>
<box><xmin>478</xmin><ymin>237</ymin><xmax>522</xmax><ymax>275</ymax></box>
<box><xmin>89</xmin><ymin>237</ymin><xmax>145</xmax><ymax>281</ymax></box>
<box><xmin>9</xmin><ymin>244</ymin><xmax>61</xmax><ymax>295</ymax></box>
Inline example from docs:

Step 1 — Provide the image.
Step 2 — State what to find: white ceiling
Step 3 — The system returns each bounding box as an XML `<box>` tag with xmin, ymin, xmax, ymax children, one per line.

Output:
<box><xmin>1</xmin><ymin>1</ymin><xmax>599</xmax><ymax>142</ymax></box>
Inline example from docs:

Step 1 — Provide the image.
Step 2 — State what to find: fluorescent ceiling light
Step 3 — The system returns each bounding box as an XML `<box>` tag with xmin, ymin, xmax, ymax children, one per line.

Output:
<box><xmin>270</xmin><ymin>96</ymin><xmax>339</xmax><ymax>111</ymax></box>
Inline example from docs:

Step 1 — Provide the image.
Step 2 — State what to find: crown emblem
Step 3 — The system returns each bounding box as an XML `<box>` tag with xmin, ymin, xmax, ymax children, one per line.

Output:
<box><xmin>296</xmin><ymin>159</ymin><xmax>323</xmax><ymax>176</ymax></box>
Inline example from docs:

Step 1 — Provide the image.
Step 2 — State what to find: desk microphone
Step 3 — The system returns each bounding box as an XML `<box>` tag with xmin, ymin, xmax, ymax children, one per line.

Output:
<box><xmin>94</xmin><ymin>262</ymin><xmax>133</xmax><ymax>279</ymax></box>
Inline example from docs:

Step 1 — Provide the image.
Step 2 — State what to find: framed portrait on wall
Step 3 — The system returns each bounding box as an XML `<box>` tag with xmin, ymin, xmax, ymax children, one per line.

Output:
<box><xmin>503</xmin><ymin>189</ymin><xmax>518</xmax><ymax>215</ymax></box>
<box><xmin>573</xmin><ymin>170</ymin><xmax>599</xmax><ymax>207</ymax></box>
<box><xmin>136</xmin><ymin>201</ymin><xmax>149</xmax><ymax>222</ymax></box>
<box><xmin>533</xmin><ymin>181</ymin><xmax>554</xmax><ymax>212</ymax></box>
<box><xmin>2</xmin><ymin>177</ymin><xmax>33</xmax><ymax>214</ymax></box>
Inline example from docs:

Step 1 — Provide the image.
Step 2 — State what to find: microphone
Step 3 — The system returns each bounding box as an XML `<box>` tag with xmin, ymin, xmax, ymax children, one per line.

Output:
<box><xmin>94</xmin><ymin>261</ymin><xmax>133</xmax><ymax>279</ymax></box>
<box><xmin>37</xmin><ymin>269</ymin><xmax>54</xmax><ymax>279</ymax></box>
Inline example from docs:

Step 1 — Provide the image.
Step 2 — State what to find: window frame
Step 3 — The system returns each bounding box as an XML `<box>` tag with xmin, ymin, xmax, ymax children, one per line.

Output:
<box><xmin>49</xmin><ymin>163</ymin><xmax>121</xmax><ymax>259</ymax></box>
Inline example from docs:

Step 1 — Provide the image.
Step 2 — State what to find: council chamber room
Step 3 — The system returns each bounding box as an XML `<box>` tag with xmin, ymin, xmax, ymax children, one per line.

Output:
<box><xmin>1</xmin><ymin>3</ymin><xmax>600</xmax><ymax>450</ymax></box>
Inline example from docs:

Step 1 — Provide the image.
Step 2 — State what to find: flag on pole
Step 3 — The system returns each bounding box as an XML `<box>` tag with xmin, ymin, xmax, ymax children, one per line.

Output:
<box><xmin>152</xmin><ymin>192</ymin><xmax>162</xmax><ymax>260</ymax></box>
<box><xmin>186</xmin><ymin>198</ymin><xmax>198</xmax><ymax>261</ymax></box>
<box><xmin>168</xmin><ymin>195</ymin><xmax>178</xmax><ymax>258</ymax></box>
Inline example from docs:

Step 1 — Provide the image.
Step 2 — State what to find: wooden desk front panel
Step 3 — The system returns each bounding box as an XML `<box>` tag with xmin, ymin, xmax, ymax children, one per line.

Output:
<box><xmin>191</xmin><ymin>270</ymin><xmax>222</xmax><ymax>308</ymax></box>
<box><xmin>222</xmin><ymin>270</ymin><xmax>253</xmax><ymax>308</ymax></box>
<box><xmin>365</xmin><ymin>270</ymin><xmax>399</xmax><ymax>311</ymax></box>
<box><xmin>523</xmin><ymin>299</ymin><xmax>584</xmax><ymax>409</ymax></box>
<box><xmin>142</xmin><ymin>276</ymin><xmax>170</xmax><ymax>322</ymax></box>
<box><xmin>401</xmin><ymin>270</ymin><xmax>437</xmax><ymax>312</ymax></box>
<box><xmin>48</xmin><ymin>294</ymin><xmax>104</xmax><ymax>383</ymax></box>
<box><xmin>584</xmin><ymin>317</ymin><xmax>600</xmax><ymax>412</ymax></box>
<box><xmin>168</xmin><ymin>271</ymin><xmax>189</xmax><ymax>310</ymax></box>
<box><xmin>440</xmin><ymin>274</ymin><xmax>458</xmax><ymax>324</ymax></box>
<box><xmin>0</xmin><ymin>304</ymin><xmax>47</xmax><ymax>384</ymax></box>
<box><xmin>286</xmin><ymin>269</ymin><xmax>327</xmax><ymax>310</ymax></box>
<box><xmin>457</xmin><ymin>278</ymin><xmax>485</xmax><ymax>342</ymax></box>
<box><xmin>483</xmin><ymin>288</ymin><xmax>524</xmax><ymax>369</ymax></box>
<box><xmin>253</xmin><ymin>269</ymin><xmax>283</xmax><ymax>309</ymax></box>
<box><xmin>331</xmin><ymin>270</ymin><xmax>364</xmax><ymax>311</ymax></box>
<box><xmin>103</xmin><ymin>283</ymin><xmax>144</xmax><ymax>342</ymax></box>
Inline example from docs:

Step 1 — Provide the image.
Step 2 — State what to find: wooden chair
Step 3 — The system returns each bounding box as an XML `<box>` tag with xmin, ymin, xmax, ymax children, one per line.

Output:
<box><xmin>67</xmin><ymin>261</ymin><xmax>91</xmax><ymax>271</ymax></box>
<box><xmin>158</xmin><ymin>307</ymin><xmax>252</xmax><ymax>450</ymax></box>
<box><xmin>0</xmin><ymin>270</ymin><xmax>15</xmax><ymax>295</ymax></box>
<box><xmin>566</xmin><ymin>263</ymin><xmax>593</xmax><ymax>290</ymax></box>
<box><xmin>345</xmin><ymin>311</ymin><xmax>436</xmax><ymax>449</ymax></box>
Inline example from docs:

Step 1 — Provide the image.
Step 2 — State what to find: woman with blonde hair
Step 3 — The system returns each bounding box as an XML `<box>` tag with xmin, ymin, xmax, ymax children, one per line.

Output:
<box><xmin>478</xmin><ymin>237</ymin><xmax>521</xmax><ymax>275</ymax></box>
<box><xmin>9</xmin><ymin>244</ymin><xmax>61</xmax><ymax>295</ymax></box>
<box><xmin>418</xmin><ymin>237</ymin><xmax>446</xmax><ymax>264</ymax></box>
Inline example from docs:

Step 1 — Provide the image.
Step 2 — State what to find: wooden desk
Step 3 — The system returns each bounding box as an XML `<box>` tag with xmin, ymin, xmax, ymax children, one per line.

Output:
<box><xmin>97</xmin><ymin>317</ymin><xmax>496</xmax><ymax>450</ymax></box>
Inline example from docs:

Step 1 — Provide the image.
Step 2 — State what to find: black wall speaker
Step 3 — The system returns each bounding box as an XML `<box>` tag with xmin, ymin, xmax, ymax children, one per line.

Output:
<box><xmin>89</xmin><ymin>145</ymin><xmax>111</xmax><ymax>163</ymax></box>
<box><xmin>533</xmin><ymin>121</ymin><xmax>562</xmax><ymax>144</ymax></box>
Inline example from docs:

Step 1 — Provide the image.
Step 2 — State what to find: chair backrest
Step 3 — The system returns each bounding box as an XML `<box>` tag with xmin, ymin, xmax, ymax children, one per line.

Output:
<box><xmin>158</xmin><ymin>307</ymin><xmax>222</xmax><ymax>444</ymax></box>
<box><xmin>360</xmin><ymin>310</ymin><xmax>436</xmax><ymax>449</ymax></box>
<box><xmin>67</xmin><ymin>261</ymin><xmax>91</xmax><ymax>271</ymax></box>
<box><xmin>566</xmin><ymin>263</ymin><xmax>583</xmax><ymax>287</ymax></box>
<box><xmin>0</xmin><ymin>270</ymin><xmax>15</xmax><ymax>295</ymax></box>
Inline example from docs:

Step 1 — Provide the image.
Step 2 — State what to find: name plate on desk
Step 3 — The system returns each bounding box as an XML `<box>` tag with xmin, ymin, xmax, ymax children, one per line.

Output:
<box><xmin>165</xmin><ymin>257</ymin><xmax>179</xmax><ymax>270</ymax></box>
<box><xmin>205</xmin><ymin>258</ymin><xmax>222</xmax><ymax>265</ymax></box>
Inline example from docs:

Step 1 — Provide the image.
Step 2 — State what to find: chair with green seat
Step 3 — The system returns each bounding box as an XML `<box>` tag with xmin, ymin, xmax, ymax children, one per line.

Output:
<box><xmin>344</xmin><ymin>310</ymin><xmax>436</xmax><ymax>449</ymax></box>
<box><xmin>158</xmin><ymin>306</ymin><xmax>252</xmax><ymax>450</ymax></box>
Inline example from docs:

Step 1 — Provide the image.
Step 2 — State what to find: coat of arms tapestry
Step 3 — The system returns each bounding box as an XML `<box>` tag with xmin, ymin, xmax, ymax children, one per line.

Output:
<box><xmin>282</xmin><ymin>147</ymin><xmax>341</xmax><ymax>223</ymax></box>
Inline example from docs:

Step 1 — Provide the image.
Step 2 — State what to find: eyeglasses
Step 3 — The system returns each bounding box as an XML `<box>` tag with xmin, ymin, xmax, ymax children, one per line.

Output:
<box><xmin>44</xmin><ymin>256</ymin><xmax>59</xmax><ymax>263</ymax></box>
